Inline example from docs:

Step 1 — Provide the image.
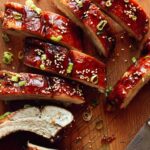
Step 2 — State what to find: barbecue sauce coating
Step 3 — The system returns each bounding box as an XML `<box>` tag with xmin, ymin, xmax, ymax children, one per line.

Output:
<box><xmin>3</xmin><ymin>2</ymin><xmax>82</xmax><ymax>51</ymax></box>
<box><xmin>106</xmin><ymin>55</ymin><xmax>150</xmax><ymax>109</ymax></box>
<box><xmin>0</xmin><ymin>71</ymin><xmax>85</xmax><ymax>104</ymax></box>
<box><xmin>93</xmin><ymin>0</ymin><xmax>149</xmax><ymax>40</ymax></box>
<box><xmin>54</xmin><ymin>0</ymin><xmax>116</xmax><ymax>56</ymax></box>
<box><xmin>24</xmin><ymin>38</ymin><xmax>106</xmax><ymax>92</ymax></box>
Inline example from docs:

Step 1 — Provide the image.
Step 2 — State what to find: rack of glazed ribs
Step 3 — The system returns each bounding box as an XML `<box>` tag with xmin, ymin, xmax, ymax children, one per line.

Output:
<box><xmin>0</xmin><ymin>0</ymin><xmax>149</xmax><ymax>149</ymax></box>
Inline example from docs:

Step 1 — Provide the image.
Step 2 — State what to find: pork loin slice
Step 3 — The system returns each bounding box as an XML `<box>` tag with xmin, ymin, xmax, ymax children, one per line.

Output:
<box><xmin>0</xmin><ymin>106</ymin><xmax>73</xmax><ymax>140</ymax></box>
<box><xmin>1</xmin><ymin>2</ymin><xmax>82</xmax><ymax>51</ymax></box>
<box><xmin>24</xmin><ymin>37</ymin><xmax>106</xmax><ymax>92</ymax></box>
<box><xmin>92</xmin><ymin>0</ymin><xmax>149</xmax><ymax>40</ymax></box>
<box><xmin>53</xmin><ymin>0</ymin><xmax>116</xmax><ymax>57</ymax></box>
<box><xmin>27</xmin><ymin>142</ymin><xmax>57</xmax><ymax>150</ymax></box>
<box><xmin>0</xmin><ymin>70</ymin><xmax>85</xmax><ymax>104</ymax></box>
<box><xmin>106</xmin><ymin>55</ymin><xmax>150</xmax><ymax>110</ymax></box>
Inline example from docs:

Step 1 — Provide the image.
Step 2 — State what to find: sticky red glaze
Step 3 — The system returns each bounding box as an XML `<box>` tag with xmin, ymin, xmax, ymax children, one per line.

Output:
<box><xmin>3</xmin><ymin>2</ymin><xmax>82</xmax><ymax>51</ymax></box>
<box><xmin>24</xmin><ymin>38</ymin><xmax>106</xmax><ymax>92</ymax></box>
<box><xmin>0</xmin><ymin>71</ymin><xmax>85</xmax><ymax>104</ymax></box>
<box><xmin>93</xmin><ymin>0</ymin><xmax>149</xmax><ymax>40</ymax></box>
<box><xmin>107</xmin><ymin>55</ymin><xmax>150</xmax><ymax>109</ymax></box>
<box><xmin>57</xmin><ymin>0</ymin><xmax>116</xmax><ymax>56</ymax></box>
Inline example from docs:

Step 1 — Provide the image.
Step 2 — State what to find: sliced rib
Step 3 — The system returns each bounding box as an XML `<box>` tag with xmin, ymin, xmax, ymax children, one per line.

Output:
<box><xmin>106</xmin><ymin>55</ymin><xmax>150</xmax><ymax>110</ymax></box>
<box><xmin>92</xmin><ymin>0</ymin><xmax>149</xmax><ymax>40</ymax></box>
<box><xmin>53</xmin><ymin>0</ymin><xmax>116</xmax><ymax>57</ymax></box>
<box><xmin>0</xmin><ymin>106</ymin><xmax>73</xmax><ymax>140</ymax></box>
<box><xmin>1</xmin><ymin>2</ymin><xmax>82</xmax><ymax>51</ymax></box>
<box><xmin>24</xmin><ymin>37</ymin><xmax>106</xmax><ymax>92</ymax></box>
<box><xmin>0</xmin><ymin>70</ymin><xmax>85</xmax><ymax>104</ymax></box>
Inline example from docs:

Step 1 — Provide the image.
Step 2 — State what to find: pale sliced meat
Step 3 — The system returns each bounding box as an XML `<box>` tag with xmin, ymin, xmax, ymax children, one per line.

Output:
<box><xmin>0</xmin><ymin>106</ymin><xmax>73</xmax><ymax>140</ymax></box>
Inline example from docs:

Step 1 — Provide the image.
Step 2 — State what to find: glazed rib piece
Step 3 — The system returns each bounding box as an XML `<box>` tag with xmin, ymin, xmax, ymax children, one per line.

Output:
<box><xmin>0</xmin><ymin>106</ymin><xmax>73</xmax><ymax>140</ymax></box>
<box><xmin>106</xmin><ymin>55</ymin><xmax>150</xmax><ymax>110</ymax></box>
<box><xmin>24</xmin><ymin>38</ymin><xmax>106</xmax><ymax>92</ymax></box>
<box><xmin>27</xmin><ymin>143</ymin><xmax>57</xmax><ymax>150</ymax></box>
<box><xmin>92</xmin><ymin>0</ymin><xmax>149</xmax><ymax>40</ymax></box>
<box><xmin>53</xmin><ymin>0</ymin><xmax>116</xmax><ymax>57</ymax></box>
<box><xmin>1</xmin><ymin>2</ymin><xmax>82</xmax><ymax>51</ymax></box>
<box><xmin>0</xmin><ymin>70</ymin><xmax>85</xmax><ymax>104</ymax></box>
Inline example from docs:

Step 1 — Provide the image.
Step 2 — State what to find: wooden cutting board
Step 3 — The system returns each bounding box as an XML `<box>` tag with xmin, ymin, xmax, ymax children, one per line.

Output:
<box><xmin>0</xmin><ymin>0</ymin><xmax>150</xmax><ymax>150</ymax></box>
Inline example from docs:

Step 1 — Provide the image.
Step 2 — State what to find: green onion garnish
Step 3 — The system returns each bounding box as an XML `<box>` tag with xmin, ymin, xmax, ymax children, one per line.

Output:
<box><xmin>50</xmin><ymin>35</ymin><xmax>63</xmax><ymax>42</ymax></box>
<box><xmin>13</xmin><ymin>13</ymin><xmax>22</xmax><ymax>20</ymax></box>
<box><xmin>3</xmin><ymin>51</ymin><xmax>13</xmax><ymax>65</ymax></box>
<box><xmin>18</xmin><ymin>81</ymin><xmax>27</xmax><ymax>87</ymax></box>
<box><xmin>2</xmin><ymin>33</ymin><xmax>10</xmax><ymax>43</ymax></box>
<box><xmin>40</xmin><ymin>64</ymin><xmax>45</xmax><ymax>70</ymax></box>
<box><xmin>0</xmin><ymin>112</ymin><xmax>11</xmax><ymax>120</ymax></box>
<box><xmin>90</xmin><ymin>74</ymin><xmax>99</xmax><ymax>84</ymax></box>
<box><xmin>26</xmin><ymin>0</ymin><xmax>41</xmax><ymax>14</ymax></box>
<box><xmin>97</xmin><ymin>20</ymin><xmax>108</xmax><ymax>31</ymax></box>
<box><xmin>132</xmin><ymin>57</ymin><xmax>137</xmax><ymax>63</ymax></box>
<box><xmin>41</xmin><ymin>54</ymin><xmax>47</xmax><ymax>61</ymax></box>
<box><xmin>67</xmin><ymin>62</ymin><xmax>74</xmax><ymax>74</ymax></box>
<box><xmin>11</xmin><ymin>75</ymin><xmax>19</xmax><ymax>82</ymax></box>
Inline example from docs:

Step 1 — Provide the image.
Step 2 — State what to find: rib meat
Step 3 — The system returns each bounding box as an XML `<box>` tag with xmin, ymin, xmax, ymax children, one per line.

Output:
<box><xmin>92</xmin><ymin>0</ymin><xmax>149</xmax><ymax>40</ymax></box>
<box><xmin>0</xmin><ymin>70</ymin><xmax>85</xmax><ymax>104</ymax></box>
<box><xmin>53</xmin><ymin>0</ymin><xmax>116</xmax><ymax>57</ymax></box>
<box><xmin>1</xmin><ymin>2</ymin><xmax>82</xmax><ymax>51</ymax></box>
<box><xmin>0</xmin><ymin>106</ymin><xmax>73</xmax><ymax>140</ymax></box>
<box><xmin>106</xmin><ymin>55</ymin><xmax>150</xmax><ymax>110</ymax></box>
<box><xmin>24</xmin><ymin>37</ymin><xmax>106</xmax><ymax>92</ymax></box>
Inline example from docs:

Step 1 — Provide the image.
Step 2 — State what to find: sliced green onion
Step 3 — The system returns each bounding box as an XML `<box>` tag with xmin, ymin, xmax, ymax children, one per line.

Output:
<box><xmin>2</xmin><ymin>33</ymin><xmax>10</xmax><ymax>43</ymax></box>
<box><xmin>31</xmin><ymin>4</ymin><xmax>41</xmax><ymax>14</ymax></box>
<box><xmin>41</xmin><ymin>54</ymin><xmax>47</xmax><ymax>61</ymax></box>
<box><xmin>11</xmin><ymin>75</ymin><xmax>19</xmax><ymax>82</ymax></box>
<box><xmin>132</xmin><ymin>57</ymin><xmax>137</xmax><ymax>63</ymax></box>
<box><xmin>18</xmin><ymin>51</ymin><xmax>24</xmax><ymax>60</ymax></box>
<box><xmin>13</xmin><ymin>13</ymin><xmax>22</xmax><ymax>20</ymax></box>
<box><xmin>18</xmin><ymin>80</ymin><xmax>27</xmax><ymax>87</ymax></box>
<box><xmin>105</xmin><ymin>86</ymin><xmax>112</xmax><ymax>97</ymax></box>
<box><xmin>0</xmin><ymin>112</ymin><xmax>11</xmax><ymax>120</ymax></box>
<box><xmin>90</xmin><ymin>74</ymin><xmax>99</xmax><ymax>84</ymax></box>
<box><xmin>50</xmin><ymin>35</ymin><xmax>63</xmax><ymax>42</ymax></box>
<box><xmin>40</xmin><ymin>64</ymin><xmax>45</xmax><ymax>70</ymax></box>
<box><xmin>97</xmin><ymin>20</ymin><xmax>108</xmax><ymax>31</ymax></box>
<box><xmin>67</xmin><ymin>62</ymin><xmax>74</xmax><ymax>74</ymax></box>
<box><xmin>75</xmin><ymin>0</ymin><xmax>83</xmax><ymax>8</ymax></box>
<box><xmin>105</xmin><ymin>0</ymin><xmax>112</xmax><ymax>7</ymax></box>
<box><xmin>25</xmin><ymin>0</ymin><xmax>41</xmax><ymax>14</ymax></box>
<box><xmin>25</xmin><ymin>0</ymin><xmax>34</xmax><ymax>6</ymax></box>
<box><xmin>3</xmin><ymin>51</ymin><xmax>13</xmax><ymax>65</ymax></box>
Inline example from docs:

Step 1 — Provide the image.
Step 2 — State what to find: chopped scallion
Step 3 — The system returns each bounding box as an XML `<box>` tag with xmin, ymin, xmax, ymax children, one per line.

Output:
<box><xmin>67</xmin><ymin>62</ymin><xmax>74</xmax><ymax>74</ymax></box>
<box><xmin>50</xmin><ymin>35</ymin><xmax>63</xmax><ymax>42</ymax></box>
<box><xmin>3</xmin><ymin>51</ymin><xmax>13</xmax><ymax>65</ymax></box>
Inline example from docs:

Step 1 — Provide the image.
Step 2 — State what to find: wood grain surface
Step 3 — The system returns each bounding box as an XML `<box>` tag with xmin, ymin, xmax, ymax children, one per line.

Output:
<box><xmin>0</xmin><ymin>0</ymin><xmax>150</xmax><ymax>150</ymax></box>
